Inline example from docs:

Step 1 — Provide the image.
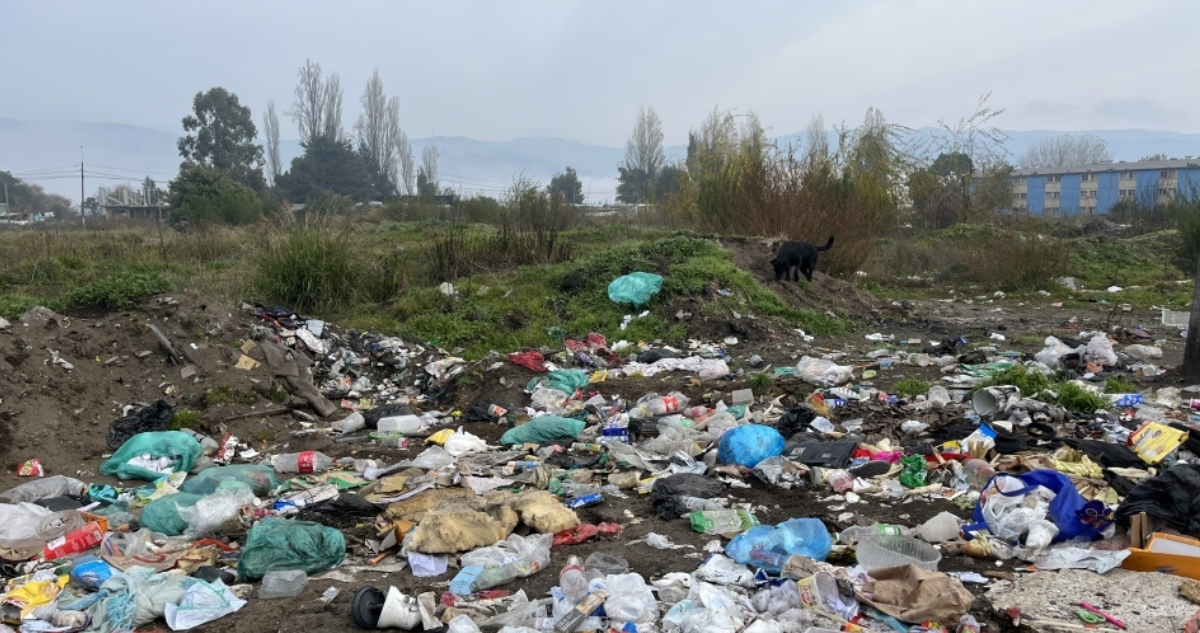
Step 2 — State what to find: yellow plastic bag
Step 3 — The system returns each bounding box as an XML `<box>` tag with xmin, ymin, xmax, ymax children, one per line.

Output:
<box><xmin>425</xmin><ymin>428</ymin><xmax>456</xmax><ymax>445</ymax></box>
<box><xmin>3</xmin><ymin>575</ymin><xmax>68</xmax><ymax>618</ymax></box>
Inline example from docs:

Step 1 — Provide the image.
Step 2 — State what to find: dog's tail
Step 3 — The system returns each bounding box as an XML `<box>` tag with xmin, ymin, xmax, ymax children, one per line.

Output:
<box><xmin>817</xmin><ymin>236</ymin><xmax>835</xmax><ymax>251</ymax></box>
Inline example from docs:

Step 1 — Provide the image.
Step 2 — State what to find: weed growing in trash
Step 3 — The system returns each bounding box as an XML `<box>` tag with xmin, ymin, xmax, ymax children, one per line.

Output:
<box><xmin>749</xmin><ymin>372</ymin><xmax>774</xmax><ymax>397</ymax></box>
<box><xmin>257</xmin><ymin>384</ymin><xmax>290</xmax><ymax>403</ymax></box>
<box><xmin>168</xmin><ymin>409</ymin><xmax>201</xmax><ymax>431</ymax></box>
<box><xmin>1055</xmin><ymin>382</ymin><xmax>1110</xmax><ymax>414</ymax></box>
<box><xmin>1104</xmin><ymin>376</ymin><xmax>1139</xmax><ymax>394</ymax></box>
<box><xmin>975</xmin><ymin>366</ymin><xmax>1054</xmax><ymax>397</ymax></box>
<box><xmin>204</xmin><ymin>384</ymin><xmax>259</xmax><ymax>407</ymax></box>
<box><xmin>892</xmin><ymin>377</ymin><xmax>932</xmax><ymax>398</ymax></box>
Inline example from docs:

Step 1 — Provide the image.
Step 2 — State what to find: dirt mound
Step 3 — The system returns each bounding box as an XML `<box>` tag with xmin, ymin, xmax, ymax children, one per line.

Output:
<box><xmin>0</xmin><ymin>294</ymin><xmax>279</xmax><ymax>483</ymax></box>
<box><xmin>722</xmin><ymin>237</ymin><xmax>889</xmax><ymax>318</ymax></box>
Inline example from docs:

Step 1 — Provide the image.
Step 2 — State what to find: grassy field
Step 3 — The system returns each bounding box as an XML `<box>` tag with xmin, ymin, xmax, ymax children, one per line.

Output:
<box><xmin>861</xmin><ymin>222</ymin><xmax>1193</xmax><ymax>310</ymax></box>
<box><xmin>1</xmin><ymin>215</ymin><xmax>1191</xmax><ymax>357</ymax></box>
<box><xmin>0</xmin><ymin>218</ymin><xmax>847</xmax><ymax>358</ymax></box>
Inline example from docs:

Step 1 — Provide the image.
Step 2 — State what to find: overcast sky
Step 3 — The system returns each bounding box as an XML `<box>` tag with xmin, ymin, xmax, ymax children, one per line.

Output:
<box><xmin>5</xmin><ymin>0</ymin><xmax>1199</xmax><ymax>146</ymax></box>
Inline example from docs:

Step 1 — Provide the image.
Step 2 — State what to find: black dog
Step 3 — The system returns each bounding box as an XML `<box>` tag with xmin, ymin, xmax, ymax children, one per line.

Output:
<box><xmin>771</xmin><ymin>236</ymin><xmax>834</xmax><ymax>282</ymax></box>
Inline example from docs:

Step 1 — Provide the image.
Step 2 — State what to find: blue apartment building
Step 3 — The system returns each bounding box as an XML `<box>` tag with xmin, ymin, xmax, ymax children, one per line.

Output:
<box><xmin>1010</xmin><ymin>158</ymin><xmax>1200</xmax><ymax>216</ymax></box>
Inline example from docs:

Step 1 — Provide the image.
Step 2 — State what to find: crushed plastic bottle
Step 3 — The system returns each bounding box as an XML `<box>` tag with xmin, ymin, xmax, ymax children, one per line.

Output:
<box><xmin>271</xmin><ymin>451</ymin><xmax>334</xmax><ymax>474</ymax></box>
<box><xmin>558</xmin><ymin>555</ymin><xmax>588</xmax><ymax>605</ymax></box>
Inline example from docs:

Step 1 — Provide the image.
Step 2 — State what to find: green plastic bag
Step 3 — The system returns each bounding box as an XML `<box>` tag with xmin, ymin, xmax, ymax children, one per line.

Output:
<box><xmin>237</xmin><ymin>517</ymin><xmax>346</xmax><ymax>581</ymax></box>
<box><xmin>180</xmin><ymin>465</ymin><xmax>280</xmax><ymax>496</ymax></box>
<box><xmin>99</xmin><ymin>431</ymin><xmax>203</xmax><ymax>481</ymax></box>
<box><xmin>898</xmin><ymin>455</ymin><xmax>928</xmax><ymax>488</ymax></box>
<box><xmin>542</xmin><ymin>370</ymin><xmax>589</xmax><ymax>395</ymax></box>
<box><xmin>608</xmin><ymin>272</ymin><xmax>663</xmax><ymax>307</ymax></box>
<box><xmin>500</xmin><ymin>416</ymin><xmax>586</xmax><ymax>445</ymax></box>
<box><xmin>140</xmin><ymin>492</ymin><xmax>204</xmax><ymax>536</ymax></box>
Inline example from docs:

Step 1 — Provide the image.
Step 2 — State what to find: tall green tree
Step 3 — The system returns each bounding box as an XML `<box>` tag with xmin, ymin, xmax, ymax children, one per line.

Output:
<box><xmin>275</xmin><ymin>135</ymin><xmax>373</xmax><ymax>203</ymax></box>
<box><xmin>168</xmin><ymin>164</ymin><xmax>268</xmax><ymax>228</ymax></box>
<box><xmin>178</xmin><ymin>87</ymin><xmax>265</xmax><ymax>190</ymax></box>
<box><xmin>616</xmin><ymin>106</ymin><xmax>664</xmax><ymax>203</ymax></box>
<box><xmin>547</xmin><ymin>167</ymin><xmax>584</xmax><ymax>204</ymax></box>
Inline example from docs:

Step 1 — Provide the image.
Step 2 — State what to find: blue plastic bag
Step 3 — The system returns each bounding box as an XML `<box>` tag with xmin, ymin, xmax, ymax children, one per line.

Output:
<box><xmin>968</xmin><ymin>469</ymin><xmax>1100</xmax><ymax>543</ymax></box>
<box><xmin>608</xmin><ymin>272</ymin><xmax>664</xmax><ymax>308</ymax></box>
<box><xmin>726</xmin><ymin>517</ymin><xmax>832</xmax><ymax>571</ymax></box>
<box><xmin>718</xmin><ymin>425</ymin><xmax>785</xmax><ymax>468</ymax></box>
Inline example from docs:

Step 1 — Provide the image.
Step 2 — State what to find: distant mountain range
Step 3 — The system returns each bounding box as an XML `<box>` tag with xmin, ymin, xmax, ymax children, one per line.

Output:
<box><xmin>1</xmin><ymin>118</ymin><xmax>1197</xmax><ymax>204</ymax></box>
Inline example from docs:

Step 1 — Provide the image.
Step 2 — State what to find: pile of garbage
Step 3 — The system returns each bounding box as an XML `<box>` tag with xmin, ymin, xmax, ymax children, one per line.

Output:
<box><xmin>7</xmin><ymin>292</ymin><xmax>1200</xmax><ymax>633</ymax></box>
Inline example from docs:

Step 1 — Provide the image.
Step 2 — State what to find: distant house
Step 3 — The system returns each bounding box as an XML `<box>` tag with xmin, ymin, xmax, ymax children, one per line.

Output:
<box><xmin>103</xmin><ymin>205</ymin><xmax>164</xmax><ymax>220</ymax></box>
<box><xmin>1010</xmin><ymin>158</ymin><xmax>1200</xmax><ymax>216</ymax></box>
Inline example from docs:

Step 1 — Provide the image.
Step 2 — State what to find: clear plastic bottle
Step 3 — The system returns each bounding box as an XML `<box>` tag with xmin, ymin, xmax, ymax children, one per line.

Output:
<box><xmin>558</xmin><ymin>555</ymin><xmax>588</xmax><ymax>605</ymax></box>
<box><xmin>271</xmin><ymin>451</ymin><xmax>334</xmax><ymax>474</ymax></box>
<box><xmin>642</xmin><ymin>392</ymin><xmax>690</xmax><ymax>416</ymax></box>
<box><xmin>680</xmin><ymin>496</ymin><xmax>727</xmax><ymax>512</ymax></box>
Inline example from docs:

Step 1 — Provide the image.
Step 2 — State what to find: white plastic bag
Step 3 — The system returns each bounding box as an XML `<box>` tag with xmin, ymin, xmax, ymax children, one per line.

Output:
<box><xmin>447</xmin><ymin>614</ymin><xmax>482</xmax><ymax>633</ymax></box>
<box><xmin>603</xmin><ymin>573</ymin><xmax>659</xmax><ymax>625</ymax></box>
<box><xmin>1025</xmin><ymin>519</ymin><xmax>1059</xmax><ymax>551</ymax></box>
<box><xmin>1084</xmin><ymin>334</ymin><xmax>1118</xmax><ymax>367</ymax></box>
<box><xmin>1035</xmin><ymin>336</ymin><xmax>1076</xmax><ymax>367</ymax></box>
<box><xmin>1125</xmin><ymin>344</ymin><xmax>1163</xmax><ymax>360</ymax></box>
<box><xmin>794</xmin><ymin>356</ymin><xmax>853</xmax><ymax>387</ymax></box>
<box><xmin>178</xmin><ymin>483</ymin><xmax>257</xmax><ymax>538</ymax></box>
<box><xmin>444</xmin><ymin>428</ymin><xmax>489</xmax><ymax>457</ymax></box>
<box><xmin>0</xmin><ymin>502</ymin><xmax>51</xmax><ymax>550</ymax></box>
<box><xmin>163</xmin><ymin>579</ymin><xmax>247</xmax><ymax>630</ymax></box>
<box><xmin>980</xmin><ymin>476</ymin><xmax>1054</xmax><ymax>541</ymax></box>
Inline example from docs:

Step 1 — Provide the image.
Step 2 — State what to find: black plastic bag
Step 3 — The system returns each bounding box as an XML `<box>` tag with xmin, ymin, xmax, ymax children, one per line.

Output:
<box><xmin>651</xmin><ymin>473</ymin><xmax>724</xmax><ymax>519</ymax></box>
<box><xmin>777</xmin><ymin>406</ymin><xmax>816</xmax><ymax>440</ymax></box>
<box><xmin>363</xmin><ymin>403</ymin><xmax>414</xmax><ymax>429</ymax></box>
<box><xmin>107</xmin><ymin>400</ymin><xmax>175</xmax><ymax>449</ymax></box>
<box><xmin>1116</xmin><ymin>464</ymin><xmax>1200</xmax><ymax>534</ymax></box>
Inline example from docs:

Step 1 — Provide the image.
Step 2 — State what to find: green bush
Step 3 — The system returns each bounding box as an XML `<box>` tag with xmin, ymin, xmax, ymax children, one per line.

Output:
<box><xmin>892</xmin><ymin>377</ymin><xmax>932</xmax><ymax>398</ymax></box>
<box><xmin>255</xmin><ymin>226</ymin><xmax>363</xmax><ymax>312</ymax></box>
<box><xmin>57</xmin><ymin>272</ymin><xmax>171</xmax><ymax>311</ymax></box>
<box><xmin>975</xmin><ymin>365</ymin><xmax>1054</xmax><ymax>396</ymax></box>
<box><xmin>169</xmin><ymin>164</ymin><xmax>271</xmax><ymax>229</ymax></box>
<box><xmin>749</xmin><ymin>373</ymin><xmax>773</xmax><ymax>398</ymax></box>
<box><xmin>1173</xmin><ymin>193</ymin><xmax>1200</xmax><ymax>270</ymax></box>
<box><xmin>1056</xmin><ymin>382</ymin><xmax>1108</xmax><ymax>414</ymax></box>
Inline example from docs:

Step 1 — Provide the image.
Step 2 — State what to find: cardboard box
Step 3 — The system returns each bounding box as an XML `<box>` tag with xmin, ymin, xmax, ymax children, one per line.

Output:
<box><xmin>1123</xmin><ymin>532</ymin><xmax>1200</xmax><ymax>579</ymax></box>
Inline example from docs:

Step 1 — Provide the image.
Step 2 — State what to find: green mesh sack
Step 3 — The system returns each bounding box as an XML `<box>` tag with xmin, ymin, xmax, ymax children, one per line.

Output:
<box><xmin>99</xmin><ymin>431</ymin><xmax>202</xmax><ymax>481</ymax></box>
<box><xmin>237</xmin><ymin>517</ymin><xmax>346</xmax><ymax>581</ymax></box>
<box><xmin>180</xmin><ymin>465</ymin><xmax>280</xmax><ymax>496</ymax></box>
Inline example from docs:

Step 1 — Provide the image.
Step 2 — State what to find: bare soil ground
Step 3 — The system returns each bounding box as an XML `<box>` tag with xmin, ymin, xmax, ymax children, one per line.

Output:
<box><xmin>0</xmin><ymin>246</ymin><xmax>1182</xmax><ymax>632</ymax></box>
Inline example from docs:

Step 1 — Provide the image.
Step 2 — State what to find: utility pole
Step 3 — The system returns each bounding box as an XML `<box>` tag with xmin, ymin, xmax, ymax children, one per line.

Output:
<box><xmin>80</xmin><ymin>146</ymin><xmax>86</xmax><ymax>228</ymax></box>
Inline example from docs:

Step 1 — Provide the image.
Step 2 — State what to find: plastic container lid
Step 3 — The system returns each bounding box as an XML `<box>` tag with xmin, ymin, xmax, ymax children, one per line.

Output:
<box><xmin>855</xmin><ymin>534</ymin><xmax>941</xmax><ymax>571</ymax></box>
